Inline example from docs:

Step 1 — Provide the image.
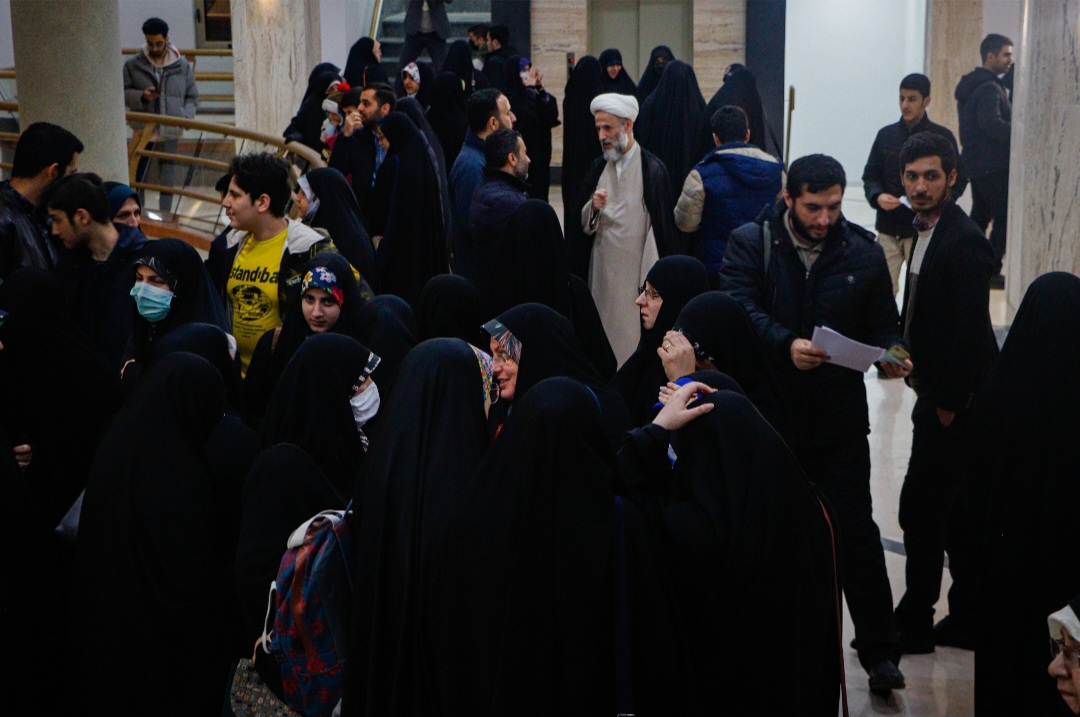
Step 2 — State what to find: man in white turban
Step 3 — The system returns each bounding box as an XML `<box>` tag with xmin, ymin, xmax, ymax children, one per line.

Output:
<box><xmin>573</xmin><ymin>92</ymin><xmax>682</xmax><ymax>365</ymax></box>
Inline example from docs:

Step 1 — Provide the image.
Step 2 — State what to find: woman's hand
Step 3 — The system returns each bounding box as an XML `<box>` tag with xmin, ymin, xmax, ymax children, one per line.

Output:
<box><xmin>652</xmin><ymin>382</ymin><xmax>715</xmax><ymax>431</ymax></box>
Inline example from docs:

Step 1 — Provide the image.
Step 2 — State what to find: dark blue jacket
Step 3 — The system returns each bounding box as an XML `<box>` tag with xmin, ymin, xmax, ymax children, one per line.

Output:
<box><xmin>674</xmin><ymin>143</ymin><xmax>782</xmax><ymax>276</ymax></box>
<box><xmin>955</xmin><ymin>67</ymin><xmax>1011</xmax><ymax>176</ymax></box>
<box><xmin>449</xmin><ymin>130</ymin><xmax>485</xmax><ymax>279</ymax></box>
<box><xmin>719</xmin><ymin>201</ymin><xmax>902</xmax><ymax>446</ymax></box>
<box><xmin>467</xmin><ymin>168</ymin><xmax>529</xmax><ymax>287</ymax></box>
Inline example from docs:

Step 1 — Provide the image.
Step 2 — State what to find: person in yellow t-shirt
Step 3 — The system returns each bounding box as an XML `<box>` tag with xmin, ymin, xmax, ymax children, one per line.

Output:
<box><xmin>227</xmin><ymin>226</ymin><xmax>286</xmax><ymax>374</ymax></box>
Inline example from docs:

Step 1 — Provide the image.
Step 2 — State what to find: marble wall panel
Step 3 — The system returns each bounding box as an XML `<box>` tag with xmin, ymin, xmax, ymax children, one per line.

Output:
<box><xmin>925</xmin><ymin>0</ymin><xmax>983</xmax><ymax>140</ymax></box>
<box><xmin>1005</xmin><ymin>0</ymin><xmax>1080</xmax><ymax>317</ymax></box>
<box><xmin>693</xmin><ymin>0</ymin><xmax>745</xmax><ymax>101</ymax></box>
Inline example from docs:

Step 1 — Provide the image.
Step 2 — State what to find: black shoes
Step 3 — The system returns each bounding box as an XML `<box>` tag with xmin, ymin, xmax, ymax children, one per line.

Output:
<box><xmin>933</xmin><ymin>615</ymin><xmax>975</xmax><ymax>650</ymax></box>
<box><xmin>868</xmin><ymin>659</ymin><xmax>906</xmax><ymax>696</ymax></box>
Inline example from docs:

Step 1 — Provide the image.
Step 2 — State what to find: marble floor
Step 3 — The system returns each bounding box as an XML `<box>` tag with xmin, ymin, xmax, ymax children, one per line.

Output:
<box><xmin>550</xmin><ymin>188</ymin><xmax>1007</xmax><ymax>716</ymax></box>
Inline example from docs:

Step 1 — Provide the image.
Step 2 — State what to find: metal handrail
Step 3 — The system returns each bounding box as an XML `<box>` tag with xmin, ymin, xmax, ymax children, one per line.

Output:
<box><xmin>370</xmin><ymin>0</ymin><xmax>386</xmax><ymax>38</ymax></box>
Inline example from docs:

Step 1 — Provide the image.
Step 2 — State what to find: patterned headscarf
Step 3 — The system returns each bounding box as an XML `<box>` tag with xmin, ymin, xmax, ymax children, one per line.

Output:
<box><xmin>470</xmin><ymin>344</ymin><xmax>498</xmax><ymax>414</ymax></box>
<box><xmin>482</xmin><ymin>318</ymin><xmax>522</xmax><ymax>363</ymax></box>
<box><xmin>302</xmin><ymin>265</ymin><xmax>345</xmax><ymax>306</ymax></box>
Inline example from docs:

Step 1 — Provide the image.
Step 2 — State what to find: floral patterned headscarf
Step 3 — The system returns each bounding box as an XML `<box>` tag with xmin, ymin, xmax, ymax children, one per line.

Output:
<box><xmin>302</xmin><ymin>265</ymin><xmax>345</xmax><ymax>306</ymax></box>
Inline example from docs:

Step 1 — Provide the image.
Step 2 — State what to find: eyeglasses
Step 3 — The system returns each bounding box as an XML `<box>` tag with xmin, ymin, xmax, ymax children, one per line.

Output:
<box><xmin>492</xmin><ymin>351</ymin><xmax>516</xmax><ymax>366</ymax></box>
<box><xmin>638</xmin><ymin>285</ymin><xmax>661</xmax><ymax>301</ymax></box>
<box><xmin>1051</xmin><ymin>638</ymin><xmax>1080</xmax><ymax>671</ymax></box>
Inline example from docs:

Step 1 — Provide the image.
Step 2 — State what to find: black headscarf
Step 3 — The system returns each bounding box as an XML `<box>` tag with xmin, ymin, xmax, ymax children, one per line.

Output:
<box><xmin>0</xmin><ymin>268</ymin><xmax>122</xmax><ymax>527</ymax></box>
<box><xmin>285</xmin><ymin>63</ymin><xmax>342</xmax><ymax>151</ymax></box>
<box><xmin>614</xmin><ymin>255</ymin><xmax>709</xmax><ymax>426</ymax></box>
<box><xmin>491</xmin><ymin>302</ymin><xmax>629</xmax><ymax>448</ymax></box>
<box><xmin>307</xmin><ymin>167</ymin><xmax>379</xmax><ymax>291</ymax></box>
<box><xmin>149</xmin><ymin>322</ymin><xmax>244</xmax><ymax>415</ymax></box>
<box><xmin>972</xmin><ymin>272</ymin><xmax>1080</xmax><ymax>715</ymax></box>
<box><xmin>561</xmin><ymin>55</ymin><xmax>606</xmax><ymax>231</ymax></box>
<box><xmin>258</xmin><ymin>332</ymin><xmax>374</xmax><ymax>498</ymax></box>
<box><xmin>73</xmin><ymin>353</ymin><xmax>235</xmax><ymax>715</ymax></box>
<box><xmin>356</xmin><ymin>294</ymin><xmax>419</xmax><ymax>397</ymax></box>
<box><xmin>244</xmin><ymin>252</ymin><xmax>368</xmax><ymax>427</ymax></box>
<box><xmin>344</xmin><ymin>338</ymin><xmax>491</xmax><ymax>717</ymax></box>
<box><xmin>343</xmin><ymin>37</ymin><xmax>388</xmax><ymax>87</ymax></box>
<box><xmin>443</xmin><ymin>39</ymin><xmax>487</xmax><ymax>96</ymax></box>
<box><xmin>427</xmin><ymin>377</ymin><xmax>617</xmax><ymax>715</ymax></box>
<box><xmin>396</xmin><ymin>96</ymin><xmax>453</xmax><ymax>253</ymax></box>
<box><xmin>705</xmin><ymin>63</ymin><xmax>769</xmax><ymax>152</ymax></box>
<box><xmin>598</xmin><ymin>48</ymin><xmax>639</xmax><ymax>97</ymax></box>
<box><xmin>428</xmin><ymin>72</ymin><xmax>469</xmax><ymax>168</ymax></box>
<box><xmin>418</xmin><ymin>274</ymin><xmax>483</xmax><ymax>347</ymax></box>
<box><xmin>128</xmin><ymin>237</ymin><xmax>230</xmax><ymax>362</ymax></box>
<box><xmin>635</xmin><ymin>59</ymin><xmax>711</xmax><ymax>201</ymax></box>
<box><xmin>647</xmin><ymin>390</ymin><xmax>840</xmax><ymax>713</ymax></box>
<box><xmin>637</xmin><ymin>45</ymin><xmax>675</xmax><ymax>100</ymax></box>
<box><xmin>485</xmin><ymin>199</ymin><xmax>617</xmax><ymax>377</ymax></box>
<box><xmin>672</xmin><ymin>291</ymin><xmax>792</xmax><ymax>442</ymax></box>
<box><xmin>369</xmin><ymin>112</ymin><xmax>449</xmax><ymax>306</ymax></box>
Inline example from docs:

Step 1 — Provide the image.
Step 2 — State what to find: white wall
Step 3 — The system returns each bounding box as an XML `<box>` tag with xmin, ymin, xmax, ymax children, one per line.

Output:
<box><xmin>320</xmin><ymin>0</ymin><xmax>377</xmax><ymax>70</ymax></box>
<box><xmin>784</xmin><ymin>0</ymin><xmax>927</xmax><ymax>198</ymax></box>
<box><xmin>118</xmin><ymin>0</ymin><xmax>196</xmax><ymax>47</ymax></box>
<box><xmin>984</xmin><ymin>0</ymin><xmax>1023</xmax><ymax>49</ymax></box>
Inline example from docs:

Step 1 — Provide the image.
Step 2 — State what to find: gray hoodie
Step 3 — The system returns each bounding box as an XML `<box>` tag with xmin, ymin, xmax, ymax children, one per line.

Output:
<box><xmin>123</xmin><ymin>44</ymin><xmax>198</xmax><ymax>139</ymax></box>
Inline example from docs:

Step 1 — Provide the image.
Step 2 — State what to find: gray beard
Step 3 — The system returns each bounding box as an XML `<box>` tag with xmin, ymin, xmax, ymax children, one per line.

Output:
<box><xmin>602</xmin><ymin>130</ymin><xmax>629</xmax><ymax>163</ymax></box>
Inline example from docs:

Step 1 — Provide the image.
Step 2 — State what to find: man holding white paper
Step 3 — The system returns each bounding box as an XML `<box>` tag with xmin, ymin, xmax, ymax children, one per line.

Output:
<box><xmin>720</xmin><ymin>154</ymin><xmax>912</xmax><ymax>696</ymax></box>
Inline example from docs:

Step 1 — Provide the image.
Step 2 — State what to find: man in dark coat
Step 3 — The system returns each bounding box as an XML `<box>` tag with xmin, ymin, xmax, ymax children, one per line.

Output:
<box><xmin>399</xmin><ymin>0</ymin><xmax>453</xmax><ymax>70</ymax></box>
<box><xmin>573</xmin><ymin>92</ymin><xmax>681</xmax><ymax>365</ymax></box>
<box><xmin>954</xmin><ymin>33</ymin><xmax>1013</xmax><ymax>288</ymax></box>
<box><xmin>481</xmin><ymin>24</ymin><xmax>515</xmax><ymax>90</ymax></box>
<box><xmin>0</xmin><ymin>122</ymin><xmax>83</xmax><ymax>279</ymax></box>
<box><xmin>45</xmin><ymin>173</ymin><xmax>148</xmax><ymax>368</ymax></box>
<box><xmin>468</xmin><ymin>129</ymin><xmax>530</xmax><ymax>291</ymax></box>
<box><xmin>863</xmin><ymin>73</ymin><xmax>967</xmax><ymax>296</ymax></box>
<box><xmin>328</xmin><ymin>84</ymin><xmax>396</xmax><ymax>211</ymax></box>
<box><xmin>893</xmin><ymin>132</ymin><xmax>996</xmax><ymax>654</ymax></box>
<box><xmin>720</xmin><ymin>154</ymin><xmax>911</xmax><ymax>696</ymax></box>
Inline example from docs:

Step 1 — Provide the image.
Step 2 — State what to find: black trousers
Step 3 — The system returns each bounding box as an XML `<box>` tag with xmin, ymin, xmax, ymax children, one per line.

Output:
<box><xmin>970</xmin><ymin>170</ymin><xmax>1009</xmax><ymax>275</ymax></box>
<box><xmin>797</xmin><ymin>435</ymin><xmax>900</xmax><ymax>669</ymax></box>
<box><xmin>895</xmin><ymin>397</ymin><xmax>972</xmax><ymax>631</ymax></box>
<box><xmin>400</xmin><ymin>32</ymin><xmax>448</xmax><ymax>72</ymax></box>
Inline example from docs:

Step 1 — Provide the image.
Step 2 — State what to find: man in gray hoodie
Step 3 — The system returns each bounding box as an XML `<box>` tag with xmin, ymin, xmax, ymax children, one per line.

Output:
<box><xmin>123</xmin><ymin>17</ymin><xmax>198</xmax><ymax>216</ymax></box>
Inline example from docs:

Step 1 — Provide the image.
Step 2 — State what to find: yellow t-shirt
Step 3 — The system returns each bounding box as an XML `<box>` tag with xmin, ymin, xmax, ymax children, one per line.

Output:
<box><xmin>228</xmin><ymin>229</ymin><xmax>287</xmax><ymax>376</ymax></box>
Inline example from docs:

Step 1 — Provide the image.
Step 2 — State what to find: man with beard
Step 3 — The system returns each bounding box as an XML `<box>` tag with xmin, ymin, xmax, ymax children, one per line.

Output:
<box><xmin>576</xmin><ymin>92</ymin><xmax>679</xmax><ymax>365</ymax></box>
<box><xmin>720</xmin><ymin>154</ymin><xmax>912</xmax><ymax>696</ymax></box>
<box><xmin>468</xmin><ymin>129</ymin><xmax>531</xmax><ymax>287</ymax></box>
<box><xmin>893</xmin><ymin>132</ymin><xmax>995</xmax><ymax>654</ymax></box>
<box><xmin>328</xmin><ymin>83</ymin><xmax>396</xmax><ymax>209</ymax></box>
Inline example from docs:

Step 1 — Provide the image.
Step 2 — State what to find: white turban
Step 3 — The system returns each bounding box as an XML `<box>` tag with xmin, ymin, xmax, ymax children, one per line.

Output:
<box><xmin>590</xmin><ymin>93</ymin><xmax>639</xmax><ymax>122</ymax></box>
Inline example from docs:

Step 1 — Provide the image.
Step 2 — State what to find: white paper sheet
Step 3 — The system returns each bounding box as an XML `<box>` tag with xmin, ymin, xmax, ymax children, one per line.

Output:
<box><xmin>810</xmin><ymin>326</ymin><xmax>887</xmax><ymax>373</ymax></box>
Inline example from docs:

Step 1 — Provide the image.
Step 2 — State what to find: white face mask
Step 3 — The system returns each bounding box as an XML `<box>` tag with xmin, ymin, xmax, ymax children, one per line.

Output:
<box><xmin>349</xmin><ymin>382</ymin><xmax>381</xmax><ymax>429</ymax></box>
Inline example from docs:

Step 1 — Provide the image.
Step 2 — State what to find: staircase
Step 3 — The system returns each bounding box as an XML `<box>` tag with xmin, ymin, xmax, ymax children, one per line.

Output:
<box><xmin>376</xmin><ymin>0</ymin><xmax>491</xmax><ymax>78</ymax></box>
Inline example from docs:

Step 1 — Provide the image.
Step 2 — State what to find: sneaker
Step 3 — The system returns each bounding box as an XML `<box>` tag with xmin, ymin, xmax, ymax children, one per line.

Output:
<box><xmin>933</xmin><ymin>615</ymin><xmax>975</xmax><ymax>650</ymax></box>
<box><xmin>868</xmin><ymin>659</ymin><xmax>906</xmax><ymax>696</ymax></box>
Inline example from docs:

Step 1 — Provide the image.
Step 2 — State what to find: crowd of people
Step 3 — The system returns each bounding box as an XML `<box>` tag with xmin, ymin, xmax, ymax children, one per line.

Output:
<box><xmin>0</xmin><ymin>15</ymin><xmax>1074</xmax><ymax>717</ymax></box>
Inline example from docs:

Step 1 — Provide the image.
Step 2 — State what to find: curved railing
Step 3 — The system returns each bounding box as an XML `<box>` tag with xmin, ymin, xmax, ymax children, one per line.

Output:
<box><xmin>0</xmin><ymin>102</ymin><xmax>324</xmax><ymax>242</ymax></box>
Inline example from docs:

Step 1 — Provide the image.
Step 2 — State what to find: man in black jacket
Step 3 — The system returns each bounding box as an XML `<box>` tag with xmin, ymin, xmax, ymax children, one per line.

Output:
<box><xmin>894</xmin><ymin>132</ymin><xmax>996</xmax><ymax>653</ymax></box>
<box><xmin>955</xmin><ymin>33</ymin><xmax>1013</xmax><ymax>288</ymax></box>
<box><xmin>720</xmin><ymin>154</ymin><xmax>911</xmax><ymax>696</ymax></box>
<box><xmin>0</xmin><ymin>122</ymin><xmax>83</xmax><ymax>279</ymax></box>
<box><xmin>468</xmin><ymin>128</ymin><xmax>530</xmax><ymax>290</ymax></box>
<box><xmin>863</xmin><ymin>73</ymin><xmax>967</xmax><ymax>296</ymax></box>
<box><xmin>328</xmin><ymin>84</ymin><xmax>395</xmax><ymax>213</ymax></box>
<box><xmin>400</xmin><ymin>0</ymin><xmax>453</xmax><ymax>70</ymax></box>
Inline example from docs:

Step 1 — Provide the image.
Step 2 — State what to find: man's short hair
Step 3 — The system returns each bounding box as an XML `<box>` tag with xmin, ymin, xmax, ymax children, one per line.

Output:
<box><xmin>468</xmin><ymin>23</ymin><xmax>490</xmax><ymax>37</ymax></box>
<box><xmin>364</xmin><ymin>82</ymin><xmax>397</xmax><ymax>112</ymax></box>
<box><xmin>228</xmin><ymin>153</ymin><xmax>292</xmax><ymax>218</ymax></box>
<box><xmin>142</xmin><ymin>17</ymin><xmax>169</xmax><ymax>37</ymax></box>
<box><xmin>45</xmin><ymin>172</ymin><xmax>109</xmax><ymax>224</ymax></box>
<box><xmin>786</xmin><ymin>154</ymin><xmax>846</xmax><ymax>198</ymax></box>
<box><xmin>899</xmin><ymin>132</ymin><xmax>957</xmax><ymax>176</ymax></box>
<box><xmin>215</xmin><ymin>172</ymin><xmax>233</xmax><ymax>197</ymax></box>
<box><xmin>11</xmin><ymin>122</ymin><xmax>84</xmax><ymax>180</ymax></box>
<box><xmin>980</xmin><ymin>33</ymin><xmax>1013</xmax><ymax>61</ymax></box>
<box><xmin>900</xmin><ymin>73</ymin><xmax>931</xmax><ymax>98</ymax></box>
<box><xmin>467</xmin><ymin>89</ymin><xmax>503</xmax><ymax>134</ymax></box>
<box><xmin>489</xmin><ymin>24</ymin><xmax>510</xmax><ymax>47</ymax></box>
<box><xmin>710</xmin><ymin>106</ymin><xmax>749</xmax><ymax>144</ymax></box>
<box><xmin>483</xmin><ymin>129</ymin><xmax>522</xmax><ymax>169</ymax></box>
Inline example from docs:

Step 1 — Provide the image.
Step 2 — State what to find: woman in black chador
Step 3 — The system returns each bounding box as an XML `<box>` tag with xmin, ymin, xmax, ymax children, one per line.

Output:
<box><xmin>306</xmin><ymin>166</ymin><xmax>379</xmax><ymax>292</ymax></box>
<box><xmin>417</xmin><ymin>274</ymin><xmax>483</xmax><ymax>347</ymax></box>
<box><xmin>705</xmin><ymin>62</ymin><xmax>770</xmax><ymax>153</ymax></box>
<box><xmin>561</xmin><ymin>55</ymin><xmax>605</xmax><ymax>231</ymax></box>
<box><xmin>972</xmin><ymin>273</ymin><xmax>1080</xmax><ymax>716</ymax></box>
<box><xmin>637</xmin><ymin>45</ymin><xmax>675</xmax><ymax>100</ymax></box>
<box><xmin>598</xmin><ymin>48</ymin><xmax>639</xmax><ymax>97</ymax></box>
<box><xmin>343</xmin><ymin>37</ymin><xmax>388</xmax><ymax>87</ymax></box>
<box><xmin>614</xmin><ymin>255</ymin><xmax>709</xmax><ymax>426</ymax></box>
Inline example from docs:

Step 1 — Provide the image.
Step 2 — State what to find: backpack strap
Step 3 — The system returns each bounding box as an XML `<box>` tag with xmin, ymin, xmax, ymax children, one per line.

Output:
<box><xmin>613</xmin><ymin>496</ymin><xmax>634</xmax><ymax>717</ymax></box>
<box><xmin>270</xmin><ymin>327</ymin><xmax>283</xmax><ymax>355</ymax></box>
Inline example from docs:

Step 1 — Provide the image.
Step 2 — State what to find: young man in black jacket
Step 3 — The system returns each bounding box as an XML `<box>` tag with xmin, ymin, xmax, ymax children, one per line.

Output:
<box><xmin>720</xmin><ymin>154</ymin><xmax>912</xmax><ymax>696</ymax></box>
<box><xmin>955</xmin><ymin>33</ymin><xmax>1013</xmax><ymax>288</ymax></box>
<box><xmin>862</xmin><ymin>73</ymin><xmax>967</xmax><ymax>296</ymax></box>
<box><xmin>327</xmin><ymin>84</ymin><xmax>395</xmax><ymax>213</ymax></box>
<box><xmin>894</xmin><ymin>132</ymin><xmax>996</xmax><ymax>653</ymax></box>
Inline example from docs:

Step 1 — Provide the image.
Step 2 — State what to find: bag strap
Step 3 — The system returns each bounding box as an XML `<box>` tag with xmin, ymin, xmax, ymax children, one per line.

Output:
<box><xmin>816</xmin><ymin>494</ymin><xmax>849</xmax><ymax>717</ymax></box>
<box><xmin>762</xmin><ymin>220</ymin><xmax>772</xmax><ymax>270</ymax></box>
<box><xmin>254</xmin><ymin>581</ymin><xmax>277</xmax><ymax>663</ymax></box>
<box><xmin>613</xmin><ymin>496</ymin><xmax>634</xmax><ymax>716</ymax></box>
<box><xmin>270</xmin><ymin>327</ymin><xmax>283</xmax><ymax>355</ymax></box>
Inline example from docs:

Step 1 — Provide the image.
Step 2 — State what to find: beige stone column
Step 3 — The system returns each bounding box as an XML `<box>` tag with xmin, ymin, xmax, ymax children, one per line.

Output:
<box><xmin>693</xmin><ymin>0</ymin><xmax>746</xmax><ymax>102</ymax></box>
<box><xmin>11</xmin><ymin>0</ymin><xmax>128</xmax><ymax>181</ymax></box>
<box><xmin>232</xmin><ymin>0</ymin><xmax>322</xmax><ymax>139</ymax></box>
<box><xmin>1004</xmin><ymin>0</ymin><xmax>1080</xmax><ymax>318</ymax></box>
<box><xmin>924</xmin><ymin>0</ymin><xmax>983</xmax><ymax>138</ymax></box>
